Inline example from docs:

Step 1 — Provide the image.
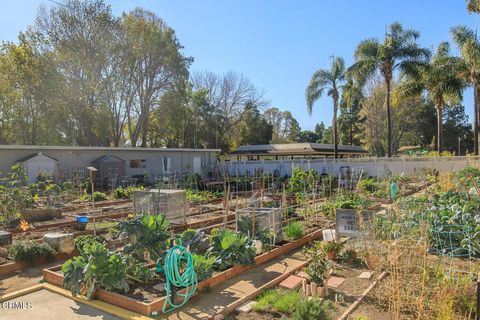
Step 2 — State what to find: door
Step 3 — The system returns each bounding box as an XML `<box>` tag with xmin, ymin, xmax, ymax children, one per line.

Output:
<box><xmin>28</xmin><ymin>161</ymin><xmax>55</xmax><ymax>182</ymax></box>
<box><xmin>193</xmin><ymin>157</ymin><xmax>202</xmax><ymax>174</ymax></box>
<box><xmin>163</xmin><ymin>157</ymin><xmax>171</xmax><ymax>173</ymax></box>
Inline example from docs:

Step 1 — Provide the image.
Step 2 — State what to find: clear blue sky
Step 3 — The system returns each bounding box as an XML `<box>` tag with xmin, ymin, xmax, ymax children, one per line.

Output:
<box><xmin>0</xmin><ymin>1</ymin><xmax>477</xmax><ymax>131</ymax></box>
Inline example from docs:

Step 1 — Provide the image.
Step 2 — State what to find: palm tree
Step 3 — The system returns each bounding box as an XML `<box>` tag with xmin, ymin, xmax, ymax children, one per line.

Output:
<box><xmin>451</xmin><ymin>26</ymin><xmax>480</xmax><ymax>155</ymax></box>
<box><xmin>400</xmin><ymin>42</ymin><xmax>465</xmax><ymax>152</ymax></box>
<box><xmin>306</xmin><ymin>56</ymin><xmax>346</xmax><ymax>158</ymax></box>
<box><xmin>348</xmin><ymin>22</ymin><xmax>430</xmax><ymax>157</ymax></box>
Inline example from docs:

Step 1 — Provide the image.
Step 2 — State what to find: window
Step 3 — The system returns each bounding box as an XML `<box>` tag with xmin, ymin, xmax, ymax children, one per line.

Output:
<box><xmin>129</xmin><ymin>159</ymin><xmax>146</xmax><ymax>168</ymax></box>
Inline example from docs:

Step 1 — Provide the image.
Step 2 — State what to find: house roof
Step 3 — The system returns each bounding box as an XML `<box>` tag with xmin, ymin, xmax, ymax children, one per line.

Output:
<box><xmin>231</xmin><ymin>143</ymin><xmax>368</xmax><ymax>156</ymax></box>
<box><xmin>91</xmin><ymin>155</ymin><xmax>125</xmax><ymax>163</ymax></box>
<box><xmin>16</xmin><ymin>152</ymin><xmax>58</xmax><ymax>163</ymax></box>
<box><xmin>0</xmin><ymin>144</ymin><xmax>220</xmax><ymax>153</ymax></box>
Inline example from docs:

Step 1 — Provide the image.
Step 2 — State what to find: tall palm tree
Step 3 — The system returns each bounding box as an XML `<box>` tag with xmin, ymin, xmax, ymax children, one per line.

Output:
<box><xmin>400</xmin><ymin>42</ymin><xmax>465</xmax><ymax>152</ymax></box>
<box><xmin>306</xmin><ymin>56</ymin><xmax>346</xmax><ymax>158</ymax></box>
<box><xmin>451</xmin><ymin>25</ymin><xmax>480</xmax><ymax>155</ymax></box>
<box><xmin>348</xmin><ymin>22</ymin><xmax>430</xmax><ymax>157</ymax></box>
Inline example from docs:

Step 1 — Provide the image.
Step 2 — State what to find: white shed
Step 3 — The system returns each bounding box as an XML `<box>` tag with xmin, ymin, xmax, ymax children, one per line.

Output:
<box><xmin>17</xmin><ymin>153</ymin><xmax>58</xmax><ymax>182</ymax></box>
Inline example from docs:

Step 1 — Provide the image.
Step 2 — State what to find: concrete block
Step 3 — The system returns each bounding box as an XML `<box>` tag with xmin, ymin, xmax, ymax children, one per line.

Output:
<box><xmin>326</xmin><ymin>276</ymin><xmax>345</xmax><ymax>289</ymax></box>
<box><xmin>43</xmin><ymin>232</ymin><xmax>74</xmax><ymax>254</ymax></box>
<box><xmin>358</xmin><ymin>271</ymin><xmax>373</xmax><ymax>280</ymax></box>
<box><xmin>296</xmin><ymin>271</ymin><xmax>310</xmax><ymax>280</ymax></box>
<box><xmin>279</xmin><ymin>275</ymin><xmax>303</xmax><ymax>290</ymax></box>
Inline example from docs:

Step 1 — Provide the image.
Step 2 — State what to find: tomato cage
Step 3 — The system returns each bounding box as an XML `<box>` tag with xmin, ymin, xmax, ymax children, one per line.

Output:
<box><xmin>235</xmin><ymin>207</ymin><xmax>283</xmax><ymax>245</ymax></box>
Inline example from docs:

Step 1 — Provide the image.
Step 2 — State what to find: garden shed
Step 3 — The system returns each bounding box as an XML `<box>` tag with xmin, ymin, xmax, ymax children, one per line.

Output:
<box><xmin>16</xmin><ymin>152</ymin><xmax>58</xmax><ymax>182</ymax></box>
<box><xmin>91</xmin><ymin>155</ymin><xmax>125</xmax><ymax>190</ymax></box>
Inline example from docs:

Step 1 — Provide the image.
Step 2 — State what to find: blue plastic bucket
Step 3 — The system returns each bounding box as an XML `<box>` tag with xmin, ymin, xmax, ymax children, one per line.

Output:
<box><xmin>76</xmin><ymin>216</ymin><xmax>89</xmax><ymax>223</ymax></box>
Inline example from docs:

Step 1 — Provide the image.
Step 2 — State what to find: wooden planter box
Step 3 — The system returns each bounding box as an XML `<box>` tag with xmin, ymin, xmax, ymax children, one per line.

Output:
<box><xmin>0</xmin><ymin>251</ymin><xmax>76</xmax><ymax>278</ymax></box>
<box><xmin>43</xmin><ymin>228</ymin><xmax>324</xmax><ymax>316</ymax></box>
<box><xmin>22</xmin><ymin>208</ymin><xmax>64</xmax><ymax>222</ymax></box>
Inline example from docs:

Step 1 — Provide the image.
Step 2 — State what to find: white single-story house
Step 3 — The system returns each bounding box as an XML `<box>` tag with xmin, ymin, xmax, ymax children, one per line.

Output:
<box><xmin>0</xmin><ymin>145</ymin><xmax>220</xmax><ymax>183</ymax></box>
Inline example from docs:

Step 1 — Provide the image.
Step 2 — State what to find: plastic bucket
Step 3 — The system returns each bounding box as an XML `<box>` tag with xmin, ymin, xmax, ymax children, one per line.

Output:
<box><xmin>76</xmin><ymin>216</ymin><xmax>89</xmax><ymax>223</ymax></box>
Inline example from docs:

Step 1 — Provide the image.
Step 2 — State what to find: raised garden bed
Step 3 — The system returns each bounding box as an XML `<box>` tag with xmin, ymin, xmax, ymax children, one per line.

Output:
<box><xmin>0</xmin><ymin>229</ymin><xmax>123</xmax><ymax>278</ymax></box>
<box><xmin>0</xmin><ymin>251</ymin><xmax>76</xmax><ymax>278</ymax></box>
<box><xmin>43</xmin><ymin>228</ymin><xmax>324</xmax><ymax>316</ymax></box>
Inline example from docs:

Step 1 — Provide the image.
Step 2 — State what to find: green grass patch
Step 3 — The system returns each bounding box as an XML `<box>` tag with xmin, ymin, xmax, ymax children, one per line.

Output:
<box><xmin>283</xmin><ymin>221</ymin><xmax>304</xmax><ymax>242</ymax></box>
<box><xmin>253</xmin><ymin>288</ymin><xmax>301</xmax><ymax>314</ymax></box>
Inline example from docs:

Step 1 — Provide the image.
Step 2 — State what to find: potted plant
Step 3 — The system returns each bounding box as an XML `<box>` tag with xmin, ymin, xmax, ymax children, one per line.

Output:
<box><xmin>302</xmin><ymin>241</ymin><xmax>329</xmax><ymax>289</ymax></box>
<box><xmin>323</xmin><ymin>241</ymin><xmax>343</xmax><ymax>260</ymax></box>
<box><xmin>343</xmin><ymin>249</ymin><xmax>357</xmax><ymax>264</ymax></box>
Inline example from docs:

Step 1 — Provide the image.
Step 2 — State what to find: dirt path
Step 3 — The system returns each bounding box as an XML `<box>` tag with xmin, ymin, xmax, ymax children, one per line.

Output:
<box><xmin>0</xmin><ymin>260</ymin><xmax>62</xmax><ymax>296</ymax></box>
<box><xmin>165</xmin><ymin>248</ymin><xmax>307</xmax><ymax>320</ymax></box>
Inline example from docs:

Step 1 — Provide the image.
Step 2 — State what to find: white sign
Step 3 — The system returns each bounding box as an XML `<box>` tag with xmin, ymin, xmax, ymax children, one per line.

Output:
<box><xmin>335</xmin><ymin>209</ymin><xmax>374</xmax><ymax>237</ymax></box>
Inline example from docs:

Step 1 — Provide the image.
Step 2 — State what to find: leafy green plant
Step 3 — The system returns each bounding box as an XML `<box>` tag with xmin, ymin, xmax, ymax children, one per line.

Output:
<box><xmin>323</xmin><ymin>241</ymin><xmax>344</xmax><ymax>254</ymax></box>
<box><xmin>302</xmin><ymin>241</ymin><xmax>329</xmax><ymax>285</ymax></box>
<box><xmin>180</xmin><ymin>228</ymin><xmax>210</xmax><ymax>254</ymax></box>
<box><xmin>320</xmin><ymin>193</ymin><xmax>372</xmax><ymax>218</ymax></box>
<box><xmin>9</xmin><ymin>240</ymin><xmax>56</xmax><ymax>265</ymax></box>
<box><xmin>289</xmin><ymin>168</ymin><xmax>319</xmax><ymax>194</ymax></box>
<box><xmin>61</xmin><ymin>256</ymin><xmax>87</xmax><ymax>297</ymax></box>
<box><xmin>254</xmin><ymin>288</ymin><xmax>301</xmax><ymax>314</ymax></box>
<box><xmin>454</xmin><ymin>166</ymin><xmax>480</xmax><ymax>190</ymax></box>
<box><xmin>208</xmin><ymin>229</ymin><xmax>256</xmax><ymax>271</ymax></box>
<box><xmin>112</xmin><ymin>187</ymin><xmax>128</xmax><ymax>199</ymax></box>
<box><xmin>74</xmin><ymin>235</ymin><xmax>106</xmax><ymax>254</ymax></box>
<box><xmin>62</xmin><ymin>243</ymin><xmax>129</xmax><ymax>299</ymax></box>
<box><xmin>292</xmin><ymin>298</ymin><xmax>332</xmax><ymax>320</ymax></box>
<box><xmin>354</xmin><ymin>316</ymin><xmax>369</xmax><ymax>320</ymax></box>
<box><xmin>193</xmin><ymin>253</ymin><xmax>215</xmax><ymax>281</ymax></box>
<box><xmin>0</xmin><ymin>165</ymin><xmax>35</xmax><ymax>226</ymax></box>
<box><xmin>117</xmin><ymin>213</ymin><xmax>170</xmax><ymax>261</ymax></box>
<box><xmin>123</xmin><ymin>254</ymin><xmax>154</xmax><ymax>284</ymax></box>
<box><xmin>112</xmin><ymin>186</ymin><xmax>144</xmax><ymax>199</ymax></box>
<box><xmin>181</xmin><ymin>228</ymin><xmax>196</xmax><ymax>242</ymax></box>
<box><xmin>80</xmin><ymin>191</ymin><xmax>109</xmax><ymax>202</ymax></box>
<box><xmin>185</xmin><ymin>190</ymin><xmax>222</xmax><ymax>202</ymax></box>
<box><xmin>93</xmin><ymin>191</ymin><xmax>108</xmax><ymax>201</ymax></box>
<box><xmin>357</xmin><ymin>178</ymin><xmax>388</xmax><ymax>198</ymax></box>
<box><xmin>283</xmin><ymin>221</ymin><xmax>304</xmax><ymax>242</ymax></box>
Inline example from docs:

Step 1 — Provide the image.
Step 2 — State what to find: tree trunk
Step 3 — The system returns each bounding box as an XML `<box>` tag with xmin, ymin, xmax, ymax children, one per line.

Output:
<box><xmin>333</xmin><ymin>97</ymin><xmax>339</xmax><ymax>159</ymax></box>
<box><xmin>349</xmin><ymin>107</ymin><xmax>353</xmax><ymax>146</ymax></box>
<box><xmin>386</xmin><ymin>80</ymin><xmax>392</xmax><ymax>157</ymax></box>
<box><xmin>475</xmin><ymin>86</ymin><xmax>479</xmax><ymax>155</ymax></box>
<box><xmin>435</xmin><ymin>105</ymin><xmax>442</xmax><ymax>153</ymax></box>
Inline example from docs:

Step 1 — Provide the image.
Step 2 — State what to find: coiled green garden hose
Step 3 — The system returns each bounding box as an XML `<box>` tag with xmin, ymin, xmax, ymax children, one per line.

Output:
<box><xmin>162</xmin><ymin>242</ymin><xmax>198</xmax><ymax>314</ymax></box>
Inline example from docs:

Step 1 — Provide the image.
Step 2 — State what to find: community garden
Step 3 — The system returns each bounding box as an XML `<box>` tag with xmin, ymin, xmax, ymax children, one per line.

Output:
<box><xmin>0</xmin><ymin>162</ymin><xmax>478</xmax><ymax>319</ymax></box>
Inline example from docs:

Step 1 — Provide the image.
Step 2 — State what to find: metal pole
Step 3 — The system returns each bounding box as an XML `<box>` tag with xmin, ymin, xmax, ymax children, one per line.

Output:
<box><xmin>91</xmin><ymin>172</ymin><xmax>96</xmax><ymax>236</ymax></box>
<box><xmin>458</xmin><ymin>137</ymin><xmax>461</xmax><ymax>156</ymax></box>
<box><xmin>477</xmin><ymin>273</ymin><xmax>480</xmax><ymax>320</ymax></box>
